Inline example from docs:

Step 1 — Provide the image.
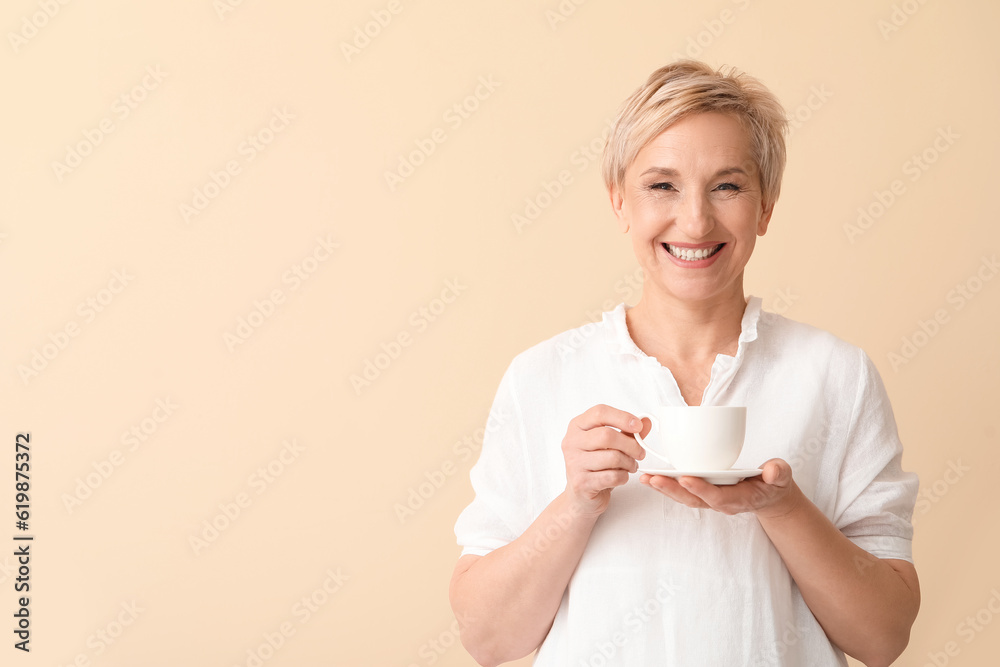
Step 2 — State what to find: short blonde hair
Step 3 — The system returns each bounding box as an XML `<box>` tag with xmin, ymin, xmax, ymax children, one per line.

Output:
<box><xmin>601</xmin><ymin>59</ymin><xmax>788</xmax><ymax>211</ymax></box>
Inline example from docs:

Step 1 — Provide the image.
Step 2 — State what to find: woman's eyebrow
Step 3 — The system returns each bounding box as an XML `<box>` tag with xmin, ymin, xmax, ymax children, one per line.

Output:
<box><xmin>639</xmin><ymin>166</ymin><xmax>750</xmax><ymax>178</ymax></box>
<box><xmin>639</xmin><ymin>166</ymin><xmax>680</xmax><ymax>178</ymax></box>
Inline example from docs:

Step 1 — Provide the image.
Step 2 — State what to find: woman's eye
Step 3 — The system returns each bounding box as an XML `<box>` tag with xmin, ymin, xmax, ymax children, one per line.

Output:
<box><xmin>650</xmin><ymin>182</ymin><xmax>674</xmax><ymax>191</ymax></box>
<box><xmin>716</xmin><ymin>182</ymin><xmax>741</xmax><ymax>192</ymax></box>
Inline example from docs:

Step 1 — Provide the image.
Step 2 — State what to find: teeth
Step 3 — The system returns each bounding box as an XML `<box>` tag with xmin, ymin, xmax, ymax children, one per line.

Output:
<box><xmin>666</xmin><ymin>244</ymin><xmax>722</xmax><ymax>261</ymax></box>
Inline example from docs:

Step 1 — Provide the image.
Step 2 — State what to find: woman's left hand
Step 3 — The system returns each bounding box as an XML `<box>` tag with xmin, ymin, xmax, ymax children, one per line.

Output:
<box><xmin>639</xmin><ymin>458</ymin><xmax>801</xmax><ymax>519</ymax></box>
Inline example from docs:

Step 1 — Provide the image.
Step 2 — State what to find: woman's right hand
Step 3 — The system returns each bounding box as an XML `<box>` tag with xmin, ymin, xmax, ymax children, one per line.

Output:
<box><xmin>561</xmin><ymin>404</ymin><xmax>648</xmax><ymax>516</ymax></box>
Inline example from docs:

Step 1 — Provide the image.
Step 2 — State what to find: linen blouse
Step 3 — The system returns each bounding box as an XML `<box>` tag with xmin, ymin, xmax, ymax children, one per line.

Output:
<box><xmin>454</xmin><ymin>295</ymin><xmax>918</xmax><ymax>665</ymax></box>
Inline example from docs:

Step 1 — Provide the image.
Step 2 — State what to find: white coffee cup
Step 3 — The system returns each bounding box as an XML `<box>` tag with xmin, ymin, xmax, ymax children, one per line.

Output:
<box><xmin>634</xmin><ymin>406</ymin><xmax>747</xmax><ymax>471</ymax></box>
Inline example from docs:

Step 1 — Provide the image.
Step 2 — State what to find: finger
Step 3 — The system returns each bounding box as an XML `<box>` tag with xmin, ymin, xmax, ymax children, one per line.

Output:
<box><xmin>615</xmin><ymin>429</ymin><xmax>647</xmax><ymax>461</ymax></box>
<box><xmin>676</xmin><ymin>475</ymin><xmax>724</xmax><ymax>504</ymax></box>
<box><xmin>581</xmin><ymin>448</ymin><xmax>639</xmax><ymax>474</ymax></box>
<box><xmin>588</xmin><ymin>469</ymin><xmax>631</xmax><ymax>492</ymax></box>
<box><xmin>760</xmin><ymin>458</ymin><xmax>792</xmax><ymax>487</ymax></box>
<box><xmin>576</xmin><ymin>426</ymin><xmax>646</xmax><ymax>462</ymax></box>
<box><xmin>567</xmin><ymin>469</ymin><xmax>630</xmax><ymax>500</ymax></box>
<box><xmin>645</xmin><ymin>475</ymin><xmax>709</xmax><ymax>509</ymax></box>
<box><xmin>628</xmin><ymin>418</ymin><xmax>654</xmax><ymax>461</ymax></box>
<box><xmin>574</xmin><ymin>404</ymin><xmax>644</xmax><ymax>434</ymax></box>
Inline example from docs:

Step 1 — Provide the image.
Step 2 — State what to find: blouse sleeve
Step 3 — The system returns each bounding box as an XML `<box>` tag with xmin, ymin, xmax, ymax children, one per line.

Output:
<box><xmin>832</xmin><ymin>348</ymin><xmax>919</xmax><ymax>562</ymax></box>
<box><xmin>453</xmin><ymin>357</ymin><xmax>535</xmax><ymax>557</ymax></box>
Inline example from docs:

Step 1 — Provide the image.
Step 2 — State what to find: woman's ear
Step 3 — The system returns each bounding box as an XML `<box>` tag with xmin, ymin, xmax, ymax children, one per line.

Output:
<box><xmin>609</xmin><ymin>186</ymin><xmax>629</xmax><ymax>233</ymax></box>
<box><xmin>757</xmin><ymin>200</ymin><xmax>774</xmax><ymax>236</ymax></box>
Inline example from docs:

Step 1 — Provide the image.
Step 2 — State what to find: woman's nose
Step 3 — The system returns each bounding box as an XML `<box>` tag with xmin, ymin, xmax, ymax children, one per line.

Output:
<box><xmin>675</xmin><ymin>192</ymin><xmax>715</xmax><ymax>238</ymax></box>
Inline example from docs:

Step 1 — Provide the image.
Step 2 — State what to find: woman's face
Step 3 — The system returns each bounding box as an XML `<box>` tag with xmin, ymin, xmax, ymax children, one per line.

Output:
<box><xmin>611</xmin><ymin>112</ymin><xmax>773</xmax><ymax>306</ymax></box>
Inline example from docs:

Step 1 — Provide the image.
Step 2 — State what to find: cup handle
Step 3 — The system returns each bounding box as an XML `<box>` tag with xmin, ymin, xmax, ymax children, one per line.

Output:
<box><xmin>634</xmin><ymin>413</ymin><xmax>670</xmax><ymax>467</ymax></box>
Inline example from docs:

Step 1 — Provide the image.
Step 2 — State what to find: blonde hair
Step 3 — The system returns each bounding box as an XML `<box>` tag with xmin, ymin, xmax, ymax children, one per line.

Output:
<box><xmin>601</xmin><ymin>59</ymin><xmax>788</xmax><ymax>211</ymax></box>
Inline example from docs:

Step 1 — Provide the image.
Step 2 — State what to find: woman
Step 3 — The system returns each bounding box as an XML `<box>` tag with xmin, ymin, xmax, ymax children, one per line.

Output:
<box><xmin>450</xmin><ymin>60</ymin><xmax>919</xmax><ymax>666</ymax></box>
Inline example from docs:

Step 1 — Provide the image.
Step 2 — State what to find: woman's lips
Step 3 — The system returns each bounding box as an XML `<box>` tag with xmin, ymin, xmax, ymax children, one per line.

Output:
<box><xmin>662</xmin><ymin>242</ymin><xmax>725</xmax><ymax>267</ymax></box>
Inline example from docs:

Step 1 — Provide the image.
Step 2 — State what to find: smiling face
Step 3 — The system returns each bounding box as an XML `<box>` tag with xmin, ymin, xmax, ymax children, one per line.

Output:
<box><xmin>610</xmin><ymin>112</ymin><xmax>774</xmax><ymax>307</ymax></box>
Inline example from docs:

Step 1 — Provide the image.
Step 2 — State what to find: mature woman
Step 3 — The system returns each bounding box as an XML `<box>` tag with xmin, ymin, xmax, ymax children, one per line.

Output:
<box><xmin>450</xmin><ymin>60</ymin><xmax>919</xmax><ymax>666</ymax></box>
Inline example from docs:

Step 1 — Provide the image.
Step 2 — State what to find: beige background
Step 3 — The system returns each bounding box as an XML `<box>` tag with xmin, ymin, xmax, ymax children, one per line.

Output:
<box><xmin>1</xmin><ymin>0</ymin><xmax>997</xmax><ymax>665</ymax></box>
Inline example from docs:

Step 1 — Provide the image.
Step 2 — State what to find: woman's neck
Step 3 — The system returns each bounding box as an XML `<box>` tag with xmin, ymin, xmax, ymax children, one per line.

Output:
<box><xmin>625</xmin><ymin>284</ymin><xmax>748</xmax><ymax>362</ymax></box>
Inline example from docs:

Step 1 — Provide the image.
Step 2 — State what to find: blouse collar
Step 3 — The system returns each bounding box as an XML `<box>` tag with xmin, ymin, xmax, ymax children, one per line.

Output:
<box><xmin>604</xmin><ymin>295</ymin><xmax>763</xmax><ymax>359</ymax></box>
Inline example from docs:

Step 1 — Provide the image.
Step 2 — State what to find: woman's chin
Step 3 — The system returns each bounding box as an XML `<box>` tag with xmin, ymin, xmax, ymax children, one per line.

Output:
<box><xmin>645</xmin><ymin>276</ymin><xmax>744</xmax><ymax>306</ymax></box>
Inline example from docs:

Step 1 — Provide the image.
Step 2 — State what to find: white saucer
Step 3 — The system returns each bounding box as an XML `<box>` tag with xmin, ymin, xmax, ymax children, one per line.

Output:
<box><xmin>637</xmin><ymin>468</ymin><xmax>763</xmax><ymax>485</ymax></box>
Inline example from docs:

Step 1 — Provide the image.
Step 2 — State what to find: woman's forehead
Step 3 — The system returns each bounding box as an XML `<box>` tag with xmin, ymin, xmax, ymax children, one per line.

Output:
<box><xmin>631</xmin><ymin>133</ymin><xmax>756</xmax><ymax>178</ymax></box>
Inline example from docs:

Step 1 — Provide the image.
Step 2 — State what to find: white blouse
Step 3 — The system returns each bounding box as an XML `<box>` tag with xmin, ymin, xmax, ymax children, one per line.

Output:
<box><xmin>454</xmin><ymin>296</ymin><xmax>918</xmax><ymax>665</ymax></box>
